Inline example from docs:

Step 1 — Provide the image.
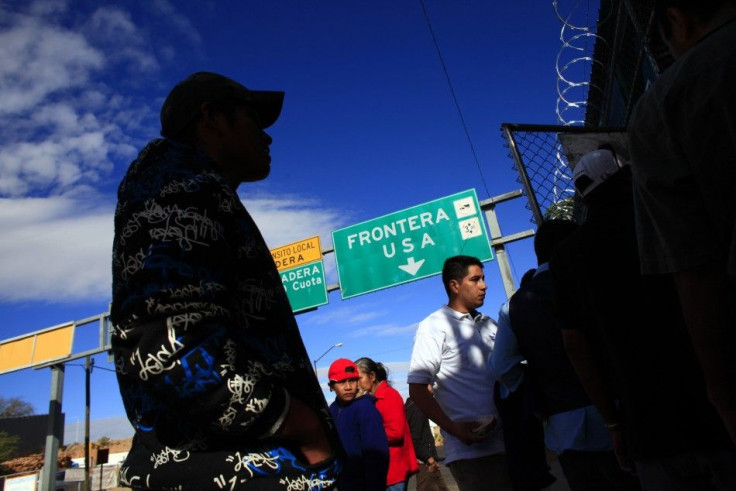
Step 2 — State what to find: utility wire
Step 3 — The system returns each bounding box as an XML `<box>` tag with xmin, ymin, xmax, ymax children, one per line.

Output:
<box><xmin>418</xmin><ymin>0</ymin><xmax>490</xmax><ymax>198</ymax></box>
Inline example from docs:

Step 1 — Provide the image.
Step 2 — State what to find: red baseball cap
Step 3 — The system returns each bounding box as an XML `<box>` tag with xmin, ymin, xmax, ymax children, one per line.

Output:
<box><xmin>328</xmin><ymin>358</ymin><xmax>360</xmax><ymax>383</ymax></box>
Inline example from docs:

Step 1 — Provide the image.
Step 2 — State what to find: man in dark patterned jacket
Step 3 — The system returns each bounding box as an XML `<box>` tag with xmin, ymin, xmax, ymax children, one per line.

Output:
<box><xmin>111</xmin><ymin>72</ymin><xmax>341</xmax><ymax>490</ymax></box>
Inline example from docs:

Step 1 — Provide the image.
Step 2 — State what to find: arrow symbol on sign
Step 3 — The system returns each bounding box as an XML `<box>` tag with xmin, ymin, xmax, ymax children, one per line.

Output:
<box><xmin>399</xmin><ymin>257</ymin><xmax>425</xmax><ymax>276</ymax></box>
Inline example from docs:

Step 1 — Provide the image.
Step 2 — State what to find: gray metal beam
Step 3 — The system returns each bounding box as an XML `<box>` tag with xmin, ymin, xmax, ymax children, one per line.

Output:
<box><xmin>39</xmin><ymin>364</ymin><xmax>64</xmax><ymax>491</ymax></box>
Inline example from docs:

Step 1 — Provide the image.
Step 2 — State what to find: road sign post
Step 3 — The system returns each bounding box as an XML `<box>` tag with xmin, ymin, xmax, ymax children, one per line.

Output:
<box><xmin>332</xmin><ymin>189</ymin><xmax>493</xmax><ymax>298</ymax></box>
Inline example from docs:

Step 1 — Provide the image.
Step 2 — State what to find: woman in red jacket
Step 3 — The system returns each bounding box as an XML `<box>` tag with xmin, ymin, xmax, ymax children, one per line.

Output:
<box><xmin>355</xmin><ymin>357</ymin><xmax>419</xmax><ymax>491</ymax></box>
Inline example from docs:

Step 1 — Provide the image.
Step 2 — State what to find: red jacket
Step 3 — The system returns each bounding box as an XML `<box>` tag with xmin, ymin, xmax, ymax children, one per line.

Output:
<box><xmin>374</xmin><ymin>381</ymin><xmax>419</xmax><ymax>485</ymax></box>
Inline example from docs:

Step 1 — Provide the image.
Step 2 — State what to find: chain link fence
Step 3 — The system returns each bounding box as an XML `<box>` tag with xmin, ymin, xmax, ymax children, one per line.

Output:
<box><xmin>501</xmin><ymin>124</ymin><xmax>627</xmax><ymax>226</ymax></box>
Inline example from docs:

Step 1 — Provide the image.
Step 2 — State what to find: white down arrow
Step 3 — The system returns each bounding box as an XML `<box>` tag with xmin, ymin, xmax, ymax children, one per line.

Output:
<box><xmin>398</xmin><ymin>257</ymin><xmax>425</xmax><ymax>276</ymax></box>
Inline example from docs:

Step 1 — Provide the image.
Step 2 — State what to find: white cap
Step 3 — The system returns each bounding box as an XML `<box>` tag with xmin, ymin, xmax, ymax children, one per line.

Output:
<box><xmin>573</xmin><ymin>148</ymin><xmax>629</xmax><ymax>197</ymax></box>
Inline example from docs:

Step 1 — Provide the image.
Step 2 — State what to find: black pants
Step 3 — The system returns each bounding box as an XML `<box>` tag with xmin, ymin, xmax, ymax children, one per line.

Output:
<box><xmin>558</xmin><ymin>450</ymin><xmax>641</xmax><ymax>491</ymax></box>
<box><xmin>494</xmin><ymin>381</ymin><xmax>556</xmax><ymax>491</ymax></box>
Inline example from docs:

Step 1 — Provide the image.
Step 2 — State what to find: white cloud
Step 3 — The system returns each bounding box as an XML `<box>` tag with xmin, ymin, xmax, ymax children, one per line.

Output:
<box><xmin>0</xmin><ymin>3</ymin><xmax>145</xmax><ymax>199</ymax></box>
<box><xmin>304</xmin><ymin>303</ymin><xmax>388</xmax><ymax>327</ymax></box>
<box><xmin>0</xmin><ymin>2</ymin><xmax>346</xmax><ymax>305</ymax></box>
<box><xmin>32</xmin><ymin>103</ymin><xmax>85</xmax><ymax>134</ymax></box>
<box><xmin>88</xmin><ymin>8</ymin><xmax>138</xmax><ymax>38</ymax></box>
<box><xmin>27</xmin><ymin>0</ymin><xmax>69</xmax><ymax>17</ymax></box>
<box><xmin>149</xmin><ymin>0</ymin><xmax>203</xmax><ymax>50</ymax></box>
<box><xmin>246</xmin><ymin>193</ymin><xmax>348</xmax><ymax>249</ymax></box>
<box><xmin>351</xmin><ymin>322</ymin><xmax>418</xmax><ymax>338</ymax></box>
<box><xmin>0</xmin><ymin>16</ymin><xmax>104</xmax><ymax>116</ymax></box>
<box><xmin>0</xmin><ymin>2</ymin><xmax>165</xmax><ymax>201</ymax></box>
<box><xmin>0</xmin><ymin>130</ymin><xmax>121</xmax><ymax>197</ymax></box>
<box><xmin>0</xmin><ymin>193</ymin><xmax>347</xmax><ymax>303</ymax></box>
<box><xmin>0</xmin><ymin>196</ymin><xmax>114</xmax><ymax>302</ymax></box>
<box><xmin>84</xmin><ymin>7</ymin><xmax>159</xmax><ymax>72</ymax></box>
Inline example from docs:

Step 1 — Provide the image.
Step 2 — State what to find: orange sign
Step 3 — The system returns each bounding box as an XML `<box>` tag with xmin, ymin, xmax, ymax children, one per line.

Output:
<box><xmin>0</xmin><ymin>323</ymin><xmax>74</xmax><ymax>374</ymax></box>
<box><xmin>270</xmin><ymin>236</ymin><xmax>322</xmax><ymax>272</ymax></box>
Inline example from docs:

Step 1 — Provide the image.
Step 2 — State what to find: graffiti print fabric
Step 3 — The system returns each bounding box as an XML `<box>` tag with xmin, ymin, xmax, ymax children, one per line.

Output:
<box><xmin>111</xmin><ymin>139</ymin><xmax>340</xmax><ymax>489</ymax></box>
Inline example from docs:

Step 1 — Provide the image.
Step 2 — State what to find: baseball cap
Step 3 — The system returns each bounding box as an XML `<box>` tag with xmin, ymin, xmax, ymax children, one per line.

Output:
<box><xmin>573</xmin><ymin>148</ymin><xmax>630</xmax><ymax>197</ymax></box>
<box><xmin>328</xmin><ymin>359</ymin><xmax>360</xmax><ymax>383</ymax></box>
<box><xmin>160</xmin><ymin>71</ymin><xmax>284</xmax><ymax>139</ymax></box>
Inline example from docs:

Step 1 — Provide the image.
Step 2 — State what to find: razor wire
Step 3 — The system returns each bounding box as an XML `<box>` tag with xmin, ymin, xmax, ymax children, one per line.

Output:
<box><xmin>553</xmin><ymin>0</ymin><xmax>609</xmax><ymax>127</ymax></box>
<box><xmin>506</xmin><ymin>3</ymin><xmax>663</xmax><ymax>228</ymax></box>
<box><xmin>550</xmin><ymin>1</ymin><xmax>611</xmax><ymax>217</ymax></box>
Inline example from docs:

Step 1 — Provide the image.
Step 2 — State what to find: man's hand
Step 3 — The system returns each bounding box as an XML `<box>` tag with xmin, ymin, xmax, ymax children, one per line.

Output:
<box><xmin>276</xmin><ymin>397</ymin><xmax>333</xmax><ymax>464</ymax></box>
<box><xmin>609</xmin><ymin>427</ymin><xmax>636</xmax><ymax>475</ymax></box>
<box><xmin>426</xmin><ymin>457</ymin><xmax>440</xmax><ymax>473</ymax></box>
<box><xmin>448</xmin><ymin>420</ymin><xmax>494</xmax><ymax>445</ymax></box>
<box><xmin>409</xmin><ymin>383</ymin><xmax>498</xmax><ymax>446</ymax></box>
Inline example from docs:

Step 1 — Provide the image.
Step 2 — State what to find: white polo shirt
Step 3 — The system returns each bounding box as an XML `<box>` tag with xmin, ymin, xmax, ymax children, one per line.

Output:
<box><xmin>407</xmin><ymin>305</ymin><xmax>505</xmax><ymax>463</ymax></box>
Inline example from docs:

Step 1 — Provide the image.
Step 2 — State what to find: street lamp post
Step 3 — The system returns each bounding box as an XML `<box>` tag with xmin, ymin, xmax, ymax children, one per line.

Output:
<box><xmin>313</xmin><ymin>342</ymin><xmax>344</xmax><ymax>375</ymax></box>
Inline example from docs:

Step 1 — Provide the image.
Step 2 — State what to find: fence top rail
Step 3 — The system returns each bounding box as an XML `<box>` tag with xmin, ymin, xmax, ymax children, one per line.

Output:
<box><xmin>501</xmin><ymin>123</ymin><xmax>626</xmax><ymax>134</ymax></box>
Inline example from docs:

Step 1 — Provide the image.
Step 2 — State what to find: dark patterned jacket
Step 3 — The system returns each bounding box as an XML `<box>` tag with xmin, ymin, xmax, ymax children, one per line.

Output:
<box><xmin>111</xmin><ymin>139</ymin><xmax>341</xmax><ymax>489</ymax></box>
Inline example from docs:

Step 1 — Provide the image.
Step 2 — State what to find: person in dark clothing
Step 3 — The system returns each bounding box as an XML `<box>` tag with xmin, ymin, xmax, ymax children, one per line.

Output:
<box><xmin>628</xmin><ymin>0</ymin><xmax>736</xmax><ymax>446</ymax></box>
<box><xmin>328</xmin><ymin>358</ymin><xmax>389</xmax><ymax>491</ymax></box>
<box><xmin>491</xmin><ymin>379</ymin><xmax>554</xmax><ymax>491</ymax></box>
<box><xmin>490</xmin><ymin>266</ymin><xmax>557</xmax><ymax>491</ymax></box>
<box><xmin>110</xmin><ymin>72</ymin><xmax>341</xmax><ymax>489</ymax></box>
<box><xmin>492</xmin><ymin>220</ymin><xmax>639</xmax><ymax>491</ymax></box>
<box><xmin>405</xmin><ymin>386</ymin><xmax>450</xmax><ymax>491</ymax></box>
<box><xmin>551</xmin><ymin>147</ymin><xmax>736</xmax><ymax>490</ymax></box>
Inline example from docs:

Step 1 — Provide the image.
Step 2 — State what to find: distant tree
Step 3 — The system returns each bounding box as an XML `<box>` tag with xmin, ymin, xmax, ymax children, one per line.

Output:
<box><xmin>97</xmin><ymin>436</ymin><xmax>111</xmax><ymax>447</ymax></box>
<box><xmin>0</xmin><ymin>430</ymin><xmax>21</xmax><ymax>461</ymax></box>
<box><xmin>0</xmin><ymin>397</ymin><xmax>34</xmax><ymax>418</ymax></box>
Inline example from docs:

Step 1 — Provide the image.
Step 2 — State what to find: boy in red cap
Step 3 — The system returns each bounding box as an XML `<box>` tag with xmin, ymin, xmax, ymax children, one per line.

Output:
<box><xmin>328</xmin><ymin>358</ymin><xmax>389</xmax><ymax>491</ymax></box>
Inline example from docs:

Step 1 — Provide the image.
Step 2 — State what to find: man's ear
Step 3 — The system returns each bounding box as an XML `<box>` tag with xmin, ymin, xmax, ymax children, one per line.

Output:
<box><xmin>199</xmin><ymin>102</ymin><xmax>225</xmax><ymax>130</ymax></box>
<box><xmin>448</xmin><ymin>279</ymin><xmax>460</xmax><ymax>295</ymax></box>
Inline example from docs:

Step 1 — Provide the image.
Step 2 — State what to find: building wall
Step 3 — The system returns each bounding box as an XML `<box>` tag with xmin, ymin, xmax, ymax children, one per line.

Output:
<box><xmin>0</xmin><ymin>414</ymin><xmax>63</xmax><ymax>458</ymax></box>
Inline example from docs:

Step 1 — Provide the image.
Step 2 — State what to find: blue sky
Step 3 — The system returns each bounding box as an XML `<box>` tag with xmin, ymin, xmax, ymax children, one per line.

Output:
<box><xmin>0</xmin><ymin>0</ymin><xmax>597</xmax><ymax>436</ymax></box>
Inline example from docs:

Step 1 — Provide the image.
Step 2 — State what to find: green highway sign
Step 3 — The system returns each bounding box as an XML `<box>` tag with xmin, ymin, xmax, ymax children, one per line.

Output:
<box><xmin>332</xmin><ymin>189</ymin><xmax>493</xmax><ymax>299</ymax></box>
<box><xmin>271</xmin><ymin>236</ymin><xmax>329</xmax><ymax>313</ymax></box>
<box><xmin>280</xmin><ymin>260</ymin><xmax>329</xmax><ymax>313</ymax></box>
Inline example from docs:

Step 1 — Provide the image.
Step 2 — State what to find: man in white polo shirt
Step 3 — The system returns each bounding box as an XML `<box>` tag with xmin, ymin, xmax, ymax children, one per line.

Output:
<box><xmin>408</xmin><ymin>255</ymin><xmax>510</xmax><ymax>491</ymax></box>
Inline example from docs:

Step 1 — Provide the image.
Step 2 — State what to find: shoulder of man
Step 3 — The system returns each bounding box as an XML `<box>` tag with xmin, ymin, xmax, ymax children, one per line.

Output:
<box><xmin>511</xmin><ymin>270</ymin><xmax>552</xmax><ymax>301</ymax></box>
<box><xmin>415</xmin><ymin>306</ymin><xmax>452</xmax><ymax>332</ymax></box>
<box><xmin>549</xmin><ymin>228</ymin><xmax>584</xmax><ymax>271</ymax></box>
<box><xmin>120</xmin><ymin>139</ymin><xmax>228</xmax><ymax>201</ymax></box>
<box><xmin>420</xmin><ymin>304</ymin><xmax>448</xmax><ymax>321</ymax></box>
